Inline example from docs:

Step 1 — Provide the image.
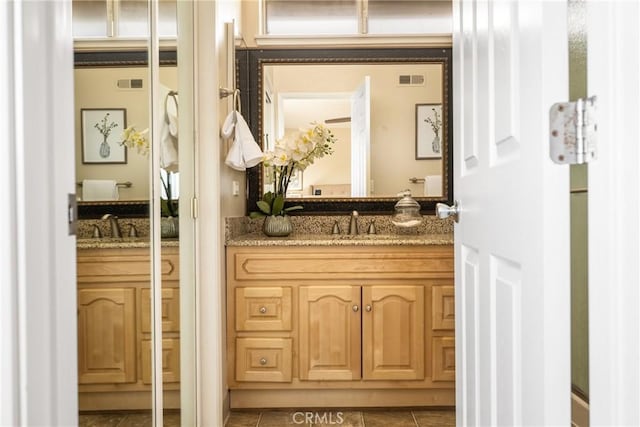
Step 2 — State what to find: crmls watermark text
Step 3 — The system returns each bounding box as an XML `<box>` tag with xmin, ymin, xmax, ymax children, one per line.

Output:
<box><xmin>292</xmin><ymin>411</ymin><xmax>344</xmax><ymax>425</ymax></box>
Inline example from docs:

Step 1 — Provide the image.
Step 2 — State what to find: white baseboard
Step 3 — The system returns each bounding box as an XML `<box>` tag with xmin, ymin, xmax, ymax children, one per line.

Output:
<box><xmin>571</xmin><ymin>392</ymin><xmax>589</xmax><ymax>427</ymax></box>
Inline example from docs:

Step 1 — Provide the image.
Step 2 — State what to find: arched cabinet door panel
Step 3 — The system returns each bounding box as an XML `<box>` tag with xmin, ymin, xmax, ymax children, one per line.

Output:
<box><xmin>77</xmin><ymin>288</ymin><xmax>136</xmax><ymax>384</ymax></box>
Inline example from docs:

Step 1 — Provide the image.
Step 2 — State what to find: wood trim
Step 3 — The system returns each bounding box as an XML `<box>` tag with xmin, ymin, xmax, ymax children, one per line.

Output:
<box><xmin>229</xmin><ymin>388</ymin><xmax>455</xmax><ymax>409</ymax></box>
<box><xmin>78</xmin><ymin>390</ymin><xmax>181</xmax><ymax>411</ymax></box>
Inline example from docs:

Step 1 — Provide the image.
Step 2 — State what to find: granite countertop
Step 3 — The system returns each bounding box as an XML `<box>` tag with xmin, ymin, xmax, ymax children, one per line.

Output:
<box><xmin>226</xmin><ymin>232</ymin><xmax>453</xmax><ymax>247</ymax></box>
<box><xmin>76</xmin><ymin>237</ymin><xmax>179</xmax><ymax>250</ymax></box>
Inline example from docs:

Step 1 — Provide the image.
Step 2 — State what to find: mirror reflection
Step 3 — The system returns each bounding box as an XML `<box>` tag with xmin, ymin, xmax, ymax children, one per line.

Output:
<box><xmin>263</xmin><ymin>62</ymin><xmax>445</xmax><ymax>199</ymax></box>
<box><xmin>74</xmin><ymin>65</ymin><xmax>177</xmax><ymax>201</ymax></box>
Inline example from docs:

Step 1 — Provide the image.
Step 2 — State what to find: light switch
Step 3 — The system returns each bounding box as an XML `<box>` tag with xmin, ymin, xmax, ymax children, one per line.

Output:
<box><xmin>232</xmin><ymin>181</ymin><xmax>240</xmax><ymax>196</ymax></box>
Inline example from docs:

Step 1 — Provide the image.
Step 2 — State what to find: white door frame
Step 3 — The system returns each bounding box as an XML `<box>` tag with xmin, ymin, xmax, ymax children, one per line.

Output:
<box><xmin>0</xmin><ymin>1</ymin><xmax>78</xmax><ymax>425</ymax></box>
<box><xmin>587</xmin><ymin>1</ymin><xmax>640</xmax><ymax>425</ymax></box>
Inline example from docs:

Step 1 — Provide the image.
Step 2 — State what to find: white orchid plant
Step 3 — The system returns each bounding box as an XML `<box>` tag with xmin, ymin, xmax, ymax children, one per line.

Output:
<box><xmin>250</xmin><ymin>123</ymin><xmax>337</xmax><ymax>218</ymax></box>
<box><xmin>119</xmin><ymin>126</ymin><xmax>178</xmax><ymax>217</ymax></box>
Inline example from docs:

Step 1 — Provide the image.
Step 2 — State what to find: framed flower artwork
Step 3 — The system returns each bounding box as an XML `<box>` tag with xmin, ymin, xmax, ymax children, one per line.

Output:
<box><xmin>81</xmin><ymin>108</ymin><xmax>127</xmax><ymax>164</ymax></box>
<box><xmin>415</xmin><ymin>104</ymin><xmax>443</xmax><ymax>159</ymax></box>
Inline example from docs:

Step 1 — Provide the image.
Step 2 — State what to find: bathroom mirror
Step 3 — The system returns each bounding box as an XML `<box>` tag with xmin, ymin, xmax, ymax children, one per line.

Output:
<box><xmin>239</xmin><ymin>47</ymin><xmax>453</xmax><ymax>214</ymax></box>
<box><xmin>74</xmin><ymin>50</ymin><xmax>176</xmax><ymax>217</ymax></box>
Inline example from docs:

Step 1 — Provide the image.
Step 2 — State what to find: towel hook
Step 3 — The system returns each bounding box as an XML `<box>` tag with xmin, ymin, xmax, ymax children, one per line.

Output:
<box><xmin>219</xmin><ymin>87</ymin><xmax>241</xmax><ymax>114</ymax></box>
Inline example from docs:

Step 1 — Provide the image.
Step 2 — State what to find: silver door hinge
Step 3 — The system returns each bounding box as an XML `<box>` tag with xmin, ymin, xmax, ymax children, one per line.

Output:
<box><xmin>549</xmin><ymin>96</ymin><xmax>597</xmax><ymax>165</ymax></box>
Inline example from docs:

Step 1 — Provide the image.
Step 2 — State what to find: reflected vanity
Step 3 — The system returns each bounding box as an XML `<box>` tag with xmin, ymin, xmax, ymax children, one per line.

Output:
<box><xmin>238</xmin><ymin>47</ymin><xmax>453</xmax><ymax>214</ymax></box>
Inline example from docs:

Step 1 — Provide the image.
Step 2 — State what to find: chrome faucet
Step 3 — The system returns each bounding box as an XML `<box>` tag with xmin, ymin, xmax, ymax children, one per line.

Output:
<box><xmin>102</xmin><ymin>214</ymin><xmax>122</xmax><ymax>238</ymax></box>
<box><xmin>348</xmin><ymin>210</ymin><xmax>359</xmax><ymax>235</ymax></box>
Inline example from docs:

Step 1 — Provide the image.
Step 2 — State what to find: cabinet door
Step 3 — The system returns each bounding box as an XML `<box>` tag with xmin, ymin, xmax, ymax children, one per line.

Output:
<box><xmin>77</xmin><ymin>288</ymin><xmax>136</xmax><ymax>384</ymax></box>
<box><xmin>299</xmin><ymin>286</ymin><xmax>361</xmax><ymax>380</ymax></box>
<box><xmin>362</xmin><ymin>285</ymin><xmax>425</xmax><ymax>380</ymax></box>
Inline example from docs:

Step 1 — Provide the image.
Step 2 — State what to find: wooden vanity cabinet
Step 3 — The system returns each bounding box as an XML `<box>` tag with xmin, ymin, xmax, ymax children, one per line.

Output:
<box><xmin>76</xmin><ymin>246</ymin><xmax>180</xmax><ymax>411</ymax></box>
<box><xmin>226</xmin><ymin>245</ymin><xmax>455</xmax><ymax>408</ymax></box>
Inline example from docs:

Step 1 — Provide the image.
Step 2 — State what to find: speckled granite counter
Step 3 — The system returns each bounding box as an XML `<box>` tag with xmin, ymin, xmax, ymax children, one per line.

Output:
<box><xmin>226</xmin><ymin>232</ymin><xmax>452</xmax><ymax>247</ymax></box>
<box><xmin>225</xmin><ymin>214</ymin><xmax>454</xmax><ymax>247</ymax></box>
<box><xmin>76</xmin><ymin>238</ymin><xmax>179</xmax><ymax>250</ymax></box>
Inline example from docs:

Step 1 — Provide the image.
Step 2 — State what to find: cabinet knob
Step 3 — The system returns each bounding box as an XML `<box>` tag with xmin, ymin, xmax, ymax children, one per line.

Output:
<box><xmin>352</xmin><ymin>305</ymin><xmax>359</xmax><ymax>312</ymax></box>
<box><xmin>260</xmin><ymin>357</ymin><xmax>267</xmax><ymax>365</ymax></box>
<box><xmin>365</xmin><ymin>304</ymin><xmax>372</xmax><ymax>312</ymax></box>
<box><xmin>259</xmin><ymin>306</ymin><xmax>267</xmax><ymax>314</ymax></box>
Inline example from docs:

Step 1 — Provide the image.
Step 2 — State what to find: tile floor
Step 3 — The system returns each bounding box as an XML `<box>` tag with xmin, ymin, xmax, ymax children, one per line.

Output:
<box><xmin>225</xmin><ymin>409</ymin><xmax>455</xmax><ymax>427</ymax></box>
<box><xmin>79</xmin><ymin>411</ymin><xmax>180</xmax><ymax>427</ymax></box>
<box><xmin>79</xmin><ymin>408</ymin><xmax>455</xmax><ymax>426</ymax></box>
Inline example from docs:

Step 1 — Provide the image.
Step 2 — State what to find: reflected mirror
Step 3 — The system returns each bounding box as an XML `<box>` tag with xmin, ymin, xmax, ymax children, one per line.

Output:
<box><xmin>241</xmin><ymin>48</ymin><xmax>452</xmax><ymax>214</ymax></box>
<box><xmin>74</xmin><ymin>51</ymin><xmax>177</xmax><ymax>216</ymax></box>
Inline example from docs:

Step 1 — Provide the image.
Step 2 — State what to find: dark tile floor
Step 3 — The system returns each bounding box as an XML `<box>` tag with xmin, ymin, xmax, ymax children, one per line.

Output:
<box><xmin>79</xmin><ymin>411</ymin><xmax>180</xmax><ymax>427</ymax></box>
<box><xmin>225</xmin><ymin>409</ymin><xmax>455</xmax><ymax>427</ymax></box>
<box><xmin>79</xmin><ymin>408</ymin><xmax>455</xmax><ymax>426</ymax></box>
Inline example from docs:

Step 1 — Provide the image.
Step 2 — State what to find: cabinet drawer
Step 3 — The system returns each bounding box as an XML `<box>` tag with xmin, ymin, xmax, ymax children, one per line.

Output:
<box><xmin>236</xmin><ymin>338</ymin><xmax>292</xmax><ymax>382</ymax></box>
<box><xmin>141</xmin><ymin>288</ymin><xmax>180</xmax><ymax>333</ymax></box>
<box><xmin>432</xmin><ymin>336</ymin><xmax>455</xmax><ymax>382</ymax></box>
<box><xmin>432</xmin><ymin>285</ymin><xmax>455</xmax><ymax>330</ymax></box>
<box><xmin>77</xmin><ymin>249</ymin><xmax>179</xmax><ymax>283</ymax></box>
<box><xmin>236</xmin><ymin>287</ymin><xmax>292</xmax><ymax>331</ymax></box>
<box><xmin>141</xmin><ymin>338</ymin><xmax>180</xmax><ymax>384</ymax></box>
<box><xmin>229</xmin><ymin>246</ymin><xmax>454</xmax><ymax>282</ymax></box>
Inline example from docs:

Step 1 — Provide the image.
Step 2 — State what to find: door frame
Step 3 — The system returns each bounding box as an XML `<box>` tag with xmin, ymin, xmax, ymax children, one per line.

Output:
<box><xmin>0</xmin><ymin>1</ymin><xmax>78</xmax><ymax>425</ymax></box>
<box><xmin>587</xmin><ymin>1</ymin><xmax>640</xmax><ymax>424</ymax></box>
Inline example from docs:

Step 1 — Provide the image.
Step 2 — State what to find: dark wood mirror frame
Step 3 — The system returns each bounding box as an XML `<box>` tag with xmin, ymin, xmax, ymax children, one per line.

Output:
<box><xmin>237</xmin><ymin>47</ymin><xmax>453</xmax><ymax>215</ymax></box>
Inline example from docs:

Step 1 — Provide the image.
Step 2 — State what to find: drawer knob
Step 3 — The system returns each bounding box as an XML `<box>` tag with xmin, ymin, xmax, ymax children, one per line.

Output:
<box><xmin>259</xmin><ymin>306</ymin><xmax>267</xmax><ymax>314</ymax></box>
<box><xmin>260</xmin><ymin>357</ymin><xmax>268</xmax><ymax>365</ymax></box>
<box><xmin>365</xmin><ymin>304</ymin><xmax>372</xmax><ymax>312</ymax></box>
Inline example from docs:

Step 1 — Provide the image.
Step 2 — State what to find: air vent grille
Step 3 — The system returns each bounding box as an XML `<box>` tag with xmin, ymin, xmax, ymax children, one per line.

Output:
<box><xmin>117</xmin><ymin>79</ymin><xmax>144</xmax><ymax>89</ymax></box>
<box><xmin>398</xmin><ymin>75</ymin><xmax>425</xmax><ymax>86</ymax></box>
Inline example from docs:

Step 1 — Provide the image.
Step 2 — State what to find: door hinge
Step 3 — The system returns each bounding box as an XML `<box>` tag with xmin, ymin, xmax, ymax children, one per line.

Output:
<box><xmin>68</xmin><ymin>193</ymin><xmax>77</xmax><ymax>236</ymax></box>
<box><xmin>549</xmin><ymin>96</ymin><xmax>597</xmax><ymax>165</ymax></box>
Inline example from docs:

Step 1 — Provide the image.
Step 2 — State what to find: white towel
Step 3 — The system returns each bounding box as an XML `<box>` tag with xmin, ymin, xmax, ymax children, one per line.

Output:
<box><xmin>160</xmin><ymin>85</ymin><xmax>179</xmax><ymax>173</ymax></box>
<box><xmin>82</xmin><ymin>179</ymin><xmax>119</xmax><ymax>201</ymax></box>
<box><xmin>222</xmin><ymin>110</ymin><xmax>263</xmax><ymax>171</ymax></box>
<box><xmin>424</xmin><ymin>175</ymin><xmax>443</xmax><ymax>197</ymax></box>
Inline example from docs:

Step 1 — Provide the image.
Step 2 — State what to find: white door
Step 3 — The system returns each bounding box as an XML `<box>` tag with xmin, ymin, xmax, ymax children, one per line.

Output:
<box><xmin>587</xmin><ymin>1</ymin><xmax>640</xmax><ymax>425</ymax></box>
<box><xmin>453</xmin><ymin>1</ymin><xmax>570</xmax><ymax>425</ymax></box>
<box><xmin>351</xmin><ymin>76</ymin><xmax>370</xmax><ymax>197</ymax></box>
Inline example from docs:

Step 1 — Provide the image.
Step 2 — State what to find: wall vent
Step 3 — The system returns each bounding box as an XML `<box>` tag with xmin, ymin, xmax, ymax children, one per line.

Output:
<box><xmin>117</xmin><ymin>79</ymin><xmax>144</xmax><ymax>89</ymax></box>
<box><xmin>398</xmin><ymin>74</ymin><xmax>425</xmax><ymax>86</ymax></box>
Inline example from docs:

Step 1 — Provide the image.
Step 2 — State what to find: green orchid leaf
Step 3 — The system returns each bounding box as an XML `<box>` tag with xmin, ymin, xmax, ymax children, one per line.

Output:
<box><xmin>249</xmin><ymin>211</ymin><xmax>266</xmax><ymax>219</ymax></box>
<box><xmin>271</xmin><ymin>194</ymin><xmax>285</xmax><ymax>216</ymax></box>
<box><xmin>256</xmin><ymin>200</ymin><xmax>271</xmax><ymax>215</ymax></box>
<box><xmin>284</xmin><ymin>205</ymin><xmax>303</xmax><ymax>212</ymax></box>
<box><xmin>263</xmin><ymin>191</ymin><xmax>274</xmax><ymax>205</ymax></box>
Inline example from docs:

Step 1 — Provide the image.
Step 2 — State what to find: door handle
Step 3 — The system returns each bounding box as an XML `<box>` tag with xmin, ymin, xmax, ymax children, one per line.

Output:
<box><xmin>436</xmin><ymin>200</ymin><xmax>460</xmax><ymax>223</ymax></box>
